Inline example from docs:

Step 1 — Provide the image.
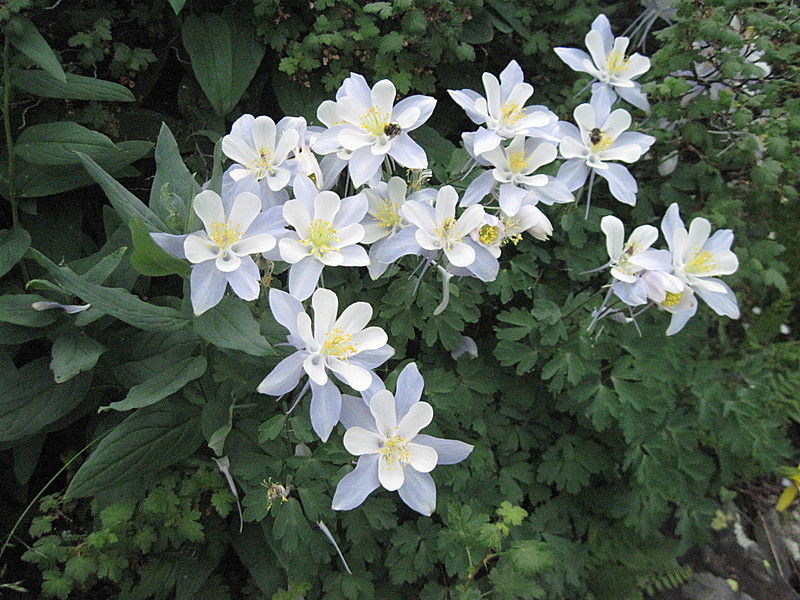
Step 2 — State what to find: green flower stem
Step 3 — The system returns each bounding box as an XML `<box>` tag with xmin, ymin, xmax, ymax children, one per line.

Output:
<box><xmin>3</xmin><ymin>36</ymin><xmax>17</xmax><ymax>226</ymax></box>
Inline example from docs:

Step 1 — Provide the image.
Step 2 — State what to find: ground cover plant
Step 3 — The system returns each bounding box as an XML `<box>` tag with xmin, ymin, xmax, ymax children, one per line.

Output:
<box><xmin>1</xmin><ymin>0</ymin><xmax>799</xmax><ymax>598</ymax></box>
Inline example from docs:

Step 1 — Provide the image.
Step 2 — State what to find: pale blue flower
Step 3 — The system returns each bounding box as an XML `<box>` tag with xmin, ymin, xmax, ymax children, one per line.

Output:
<box><xmin>332</xmin><ymin>363</ymin><xmax>473</xmax><ymax>515</ymax></box>
<box><xmin>257</xmin><ymin>288</ymin><xmax>392</xmax><ymax>442</ymax></box>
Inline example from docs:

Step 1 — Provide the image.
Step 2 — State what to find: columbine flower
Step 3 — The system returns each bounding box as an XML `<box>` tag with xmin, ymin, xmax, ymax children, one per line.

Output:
<box><xmin>554</xmin><ymin>14</ymin><xmax>651</xmax><ymax>111</ymax></box>
<box><xmin>313</xmin><ymin>74</ymin><xmax>435</xmax><ymax>187</ymax></box>
<box><xmin>151</xmin><ymin>190</ymin><xmax>276</xmax><ymax>315</ymax></box>
<box><xmin>360</xmin><ymin>176</ymin><xmax>417</xmax><ymax>279</ymax></box>
<box><xmin>222</xmin><ymin>115</ymin><xmax>299</xmax><ymax>198</ymax></box>
<box><xmin>257</xmin><ymin>288</ymin><xmax>392</xmax><ymax>442</ymax></box>
<box><xmin>448</xmin><ymin>60</ymin><xmax>554</xmax><ymax>156</ymax></box>
<box><xmin>558</xmin><ymin>89</ymin><xmax>655</xmax><ymax>209</ymax></box>
<box><xmin>400</xmin><ymin>186</ymin><xmax>485</xmax><ymax>268</ymax></box>
<box><xmin>278</xmin><ymin>176</ymin><xmax>369</xmax><ymax>301</ymax></box>
<box><xmin>600</xmin><ymin>214</ymin><xmax>678</xmax><ymax>306</ymax></box>
<box><xmin>501</xmin><ymin>205</ymin><xmax>553</xmax><ymax>242</ymax></box>
<box><xmin>474</xmin><ymin>137</ymin><xmax>559</xmax><ymax>215</ymax></box>
<box><xmin>661</xmin><ymin>203</ymin><xmax>740</xmax><ymax>321</ymax></box>
<box><xmin>332</xmin><ymin>363</ymin><xmax>473</xmax><ymax>515</ymax></box>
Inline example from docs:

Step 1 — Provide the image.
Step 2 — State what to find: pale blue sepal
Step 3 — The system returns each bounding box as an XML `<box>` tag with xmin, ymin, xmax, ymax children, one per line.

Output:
<box><xmin>596</xmin><ymin>163</ymin><xmax>637</xmax><ymax>205</ymax></box>
<box><xmin>268</xmin><ymin>288</ymin><xmax>303</xmax><ymax>339</ymax></box>
<box><xmin>373</xmin><ymin>227</ymin><xmax>422</xmax><ymax>264</ymax></box>
<box><xmin>339</xmin><ymin>394</ymin><xmax>374</xmax><ymax>430</ymax></box>
<box><xmin>310</xmin><ymin>379</ymin><xmax>342</xmax><ymax>442</ymax></box>
<box><xmin>257</xmin><ymin>352</ymin><xmax>306</xmax><ymax>395</ymax></box>
<box><xmin>461</xmin><ymin>170</ymin><xmax>496</xmax><ymax>207</ymax></box>
<box><xmin>151</xmin><ymin>232</ymin><xmax>189</xmax><ymax>259</ymax></box>
<box><xmin>413</xmin><ymin>434</ymin><xmax>473</xmax><ymax>465</ymax></box>
<box><xmin>398</xmin><ymin>468</ymin><xmax>436</xmax><ymax>516</ymax></box>
<box><xmin>331</xmin><ymin>454</ymin><xmax>381</xmax><ymax>511</ymax></box>
<box><xmin>394</xmin><ymin>362</ymin><xmax>424</xmax><ymax>421</ymax></box>
<box><xmin>190</xmin><ymin>260</ymin><xmax>227</xmax><ymax>315</ymax></box>
<box><xmin>288</xmin><ymin>257</ymin><xmax>324</xmax><ymax>301</ymax></box>
<box><xmin>696</xmin><ymin>279</ymin><xmax>740</xmax><ymax>319</ymax></box>
<box><xmin>617</xmin><ymin>84</ymin><xmax>651</xmax><ymax>113</ymax></box>
<box><xmin>553</xmin><ymin>47</ymin><xmax>593</xmax><ymax>73</ymax></box>
<box><xmin>557</xmin><ymin>159</ymin><xmax>591</xmax><ymax>191</ymax></box>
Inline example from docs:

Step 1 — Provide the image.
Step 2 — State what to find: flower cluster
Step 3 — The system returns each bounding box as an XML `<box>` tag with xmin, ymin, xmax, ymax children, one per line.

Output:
<box><xmin>144</xmin><ymin>13</ymin><xmax>745</xmax><ymax>515</ymax></box>
<box><xmin>593</xmin><ymin>203</ymin><xmax>740</xmax><ymax>335</ymax></box>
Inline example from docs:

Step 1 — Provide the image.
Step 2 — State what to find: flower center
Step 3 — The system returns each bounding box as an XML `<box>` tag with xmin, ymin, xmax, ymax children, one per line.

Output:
<box><xmin>508</xmin><ymin>150</ymin><xmax>528</xmax><ymax>173</ymax></box>
<box><xmin>500</xmin><ymin>101</ymin><xmax>525</xmax><ymax>126</ymax></box>
<box><xmin>606</xmin><ymin>50</ymin><xmax>630</xmax><ymax>76</ymax></box>
<box><xmin>500</xmin><ymin>216</ymin><xmax>523</xmax><ymax>245</ymax></box>
<box><xmin>662</xmin><ymin>291</ymin><xmax>682</xmax><ymax>307</ymax></box>
<box><xmin>208</xmin><ymin>221</ymin><xmax>243</xmax><ymax>253</ymax></box>
<box><xmin>360</xmin><ymin>106</ymin><xmax>391</xmax><ymax>136</ymax></box>
<box><xmin>321</xmin><ymin>327</ymin><xmax>357</xmax><ymax>360</ymax></box>
<box><xmin>590</xmin><ymin>132</ymin><xmax>614</xmax><ymax>152</ymax></box>
<box><xmin>479</xmin><ymin>224</ymin><xmax>500</xmax><ymax>245</ymax></box>
<box><xmin>433</xmin><ymin>217</ymin><xmax>459</xmax><ymax>250</ymax></box>
<box><xmin>247</xmin><ymin>145</ymin><xmax>276</xmax><ymax>179</ymax></box>
<box><xmin>375</xmin><ymin>200</ymin><xmax>402</xmax><ymax>231</ymax></box>
<box><xmin>379</xmin><ymin>432</ymin><xmax>411</xmax><ymax>467</ymax></box>
<box><xmin>686</xmin><ymin>250</ymin><xmax>717</xmax><ymax>274</ymax></box>
<box><xmin>302</xmin><ymin>219</ymin><xmax>339</xmax><ymax>257</ymax></box>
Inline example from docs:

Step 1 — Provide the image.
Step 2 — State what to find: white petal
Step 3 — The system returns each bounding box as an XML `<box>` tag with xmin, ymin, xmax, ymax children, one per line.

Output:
<box><xmin>407</xmin><ymin>443</ymin><xmax>438</xmax><ymax>473</ymax></box>
<box><xmin>378</xmin><ymin>457</ymin><xmax>405</xmax><ymax>491</ymax></box>
<box><xmin>193</xmin><ymin>190</ymin><xmax>225</xmax><ymax>231</ymax></box>
<box><xmin>601</xmin><ymin>215</ymin><xmax>624</xmax><ymax>260</ymax></box>
<box><xmin>397</xmin><ymin>401</ymin><xmax>433</xmax><ymax>438</ymax></box>
<box><xmin>312</xmin><ymin>287</ymin><xmax>339</xmax><ymax>341</ymax></box>
<box><xmin>184</xmin><ymin>234</ymin><xmax>217</xmax><ymax>264</ymax></box>
<box><xmin>369</xmin><ymin>389</ymin><xmax>397</xmax><ymax>433</ymax></box>
<box><xmin>343</xmin><ymin>426</ymin><xmax>382</xmax><ymax>455</ymax></box>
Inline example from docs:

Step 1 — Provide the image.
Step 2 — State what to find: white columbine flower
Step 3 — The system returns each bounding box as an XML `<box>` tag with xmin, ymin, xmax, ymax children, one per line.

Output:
<box><xmin>278</xmin><ymin>176</ymin><xmax>369</xmax><ymax>301</ymax></box>
<box><xmin>151</xmin><ymin>190</ymin><xmax>276</xmax><ymax>315</ymax></box>
<box><xmin>554</xmin><ymin>14</ymin><xmax>651</xmax><ymax>111</ymax></box>
<box><xmin>257</xmin><ymin>288</ymin><xmax>392</xmax><ymax>442</ymax></box>
<box><xmin>313</xmin><ymin>74</ymin><xmax>436</xmax><ymax>187</ymax></box>
<box><xmin>400</xmin><ymin>186</ymin><xmax>485</xmax><ymax>268</ymax></box>
<box><xmin>332</xmin><ymin>363</ymin><xmax>473</xmax><ymax>515</ymax></box>
<box><xmin>448</xmin><ymin>60</ymin><xmax>554</xmax><ymax>156</ymax></box>
<box><xmin>660</xmin><ymin>203</ymin><xmax>740</xmax><ymax>321</ymax></box>
<box><xmin>558</xmin><ymin>88</ymin><xmax>655</xmax><ymax>207</ymax></box>
<box><xmin>222</xmin><ymin>115</ymin><xmax>299</xmax><ymax>190</ymax></box>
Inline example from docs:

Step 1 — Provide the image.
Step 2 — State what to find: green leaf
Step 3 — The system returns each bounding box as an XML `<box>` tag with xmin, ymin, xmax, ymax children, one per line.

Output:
<box><xmin>18</xmin><ymin>141</ymin><xmax>153</xmax><ymax>198</ymax></box>
<box><xmin>257</xmin><ymin>414</ymin><xmax>286</xmax><ymax>443</ymax></box>
<box><xmin>149</xmin><ymin>122</ymin><xmax>200</xmax><ymax>231</ymax></box>
<box><xmin>0</xmin><ymin>294</ymin><xmax>58</xmax><ymax>327</ymax></box>
<box><xmin>64</xmin><ymin>556</ymin><xmax>97</xmax><ymax>583</ymax></box>
<box><xmin>50</xmin><ymin>332</ymin><xmax>105</xmax><ymax>383</ymax></box>
<box><xmin>103</xmin><ymin>355</ymin><xmax>207</xmax><ymax>411</ymax></box>
<box><xmin>129</xmin><ymin>217</ymin><xmax>190</xmax><ymax>277</ymax></box>
<box><xmin>231</xmin><ymin>523</ymin><xmax>284</xmax><ymax>596</ymax></box>
<box><xmin>168</xmin><ymin>0</ymin><xmax>187</xmax><ymax>14</ymax></box>
<box><xmin>0</xmin><ymin>226</ymin><xmax>31</xmax><ymax>278</ymax></box>
<box><xmin>193</xmin><ymin>296</ymin><xmax>275</xmax><ymax>357</ymax></box>
<box><xmin>15</xmin><ymin>122</ymin><xmax>116</xmax><ymax>166</ymax></box>
<box><xmin>29</xmin><ymin>248</ymin><xmax>189</xmax><ymax>332</ymax></box>
<box><xmin>66</xmin><ymin>398</ymin><xmax>203</xmax><ymax>498</ymax></box>
<box><xmin>12</xmin><ymin>69</ymin><xmax>135</xmax><ymax>101</ymax></box>
<box><xmin>0</xmin><ymin>358</ymin><xmax>91</xmax><ymax>443</ymax></box>
<box><xmin>76</xmin><ymin>152</ymin><xmax>167</xmax><ymax>232</ymax></box>
<box><xmin>13</xmin><ymin>433</ymin><xmax>45</xmax><ymax>484</ymax></box>
<box><xmin>5</xmin><ymin>17</ymin><xmax>66</xmax><ymax>82</ymax></box>
<box><xmin>181</xmin><ymin>13</ymin><xmax>266</xmax><ymax>116</ymax></box>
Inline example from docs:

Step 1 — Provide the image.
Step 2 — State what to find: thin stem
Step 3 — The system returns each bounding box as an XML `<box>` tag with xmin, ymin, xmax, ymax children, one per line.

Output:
<box><xmin>584</xmin><ymin>169</ymin><xmax>596</xmax><ymax>220</ymax></box>
<box><xmin>3</xmin><ymin>36</ymin><xmax>18</xmax><ymax>226</ymax></box>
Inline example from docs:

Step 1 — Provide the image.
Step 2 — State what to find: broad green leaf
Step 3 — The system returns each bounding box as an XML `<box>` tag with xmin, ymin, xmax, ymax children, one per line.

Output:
<box><xmin>4</xmin><ymin>17</ymin><xmax>66</xmax><ymax>82</ymax></box>
<box><xmin>232</xmin><ymin>523</ymin><xmax>284</xmax><ymax>596</ymax></box>
<box><xmin>13</xmin><ymin>433</ymin><xmax>45</xmax><ymax>484</ymax></box>
<box><xmin>16</xmin><ymin>122</ymin><xmax>116</xmax><ymax>165</ymax></box>
<box><xmin>0</xmin><ymin>226</ymin><xmax>31</xmax><ymax>277</ymax></box>
<box><xmin>129</xmin><ymin>218</ymin><xmax>190</xmax><ymax>277</ymax></box>
<box><xmin>50</xmin><ymin>332</ymin><xmax>105</xmax><ymax>383</ymax></box>
<box><xmin>18</xmin><ymin>141</ymin><xmax>153</xmax><ymax>198</ymax></box>
<box><xmin>168</xmin><ymin>0</ymin><xmax>187</xmax><ymax>14</ymax></box>
<box><xmin>181</xmin><ymin>13</ymin><xmax>265</xmax><ymax>116</ymax></box>
<box><xmin>0</xmin><ymin>294</ymin><xmax>58</xmax><ymax>327</ymax></box>
<box><xmin>257</xmin><ymin>414</ymin><xmax>286</xmax><ymax>443</ymax></box>
<box><xmin>82</xmin><ymin>246</ymin><xmax>128</xmax><ymax>285</ymax></box>
<box><xmin>103</xmin><ymin>355</ymin><xmax>207</xmax><ymax>411</ymax></box>
<box><xmin>12</xmin><ymin>69</ymin><xmax>135</xmax><ymax>101</ymax></box>
<box><xmin>29</xmin><ymin>248</ymin><xmax>189</xmax><ymax>332</ymax></box>
<box><xmin>0</xmin><ymin>358</ymin><xmax>91</xmax><ymax>443</ymax></box>
<box><xmin>65</xmin><ymin>398</ymin><xmax>203</xmax><ymax>498</ymax></box>
<box><xmin>76</xmin><ymin>152</ymin><xmax>167</xmax><ymax>232</ymax></box>
<box><xmin>150</xmin><ymin>122</ymin><xmax>199</xmax><ymax>231</ymax></box>
<box><xmin>193</xmin><ymin>296</ymin><xmax>275</xmax><ymax>356</ymax></box>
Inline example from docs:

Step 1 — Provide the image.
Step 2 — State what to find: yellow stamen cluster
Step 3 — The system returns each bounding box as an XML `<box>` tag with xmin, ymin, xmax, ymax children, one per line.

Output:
<box><xmin>606</xmin><ymin>50</ymin><xmax>630</xmax><ymax>76</ymax></box>
<box><xmin>301</xmin><ymin>219</ymin><xmax>339</xmax><ymax>257</ymax></box>
<box><xmin>375</xmin><ymin>200</ymin><xmax>402</xmax><ymax>231</ymax></box>
<box><xmin>321</xmin><ymin>327</ymin><xmax>357</xmax><ymax>360</ymax></box>
<box><xmin>209</xmin><ymin>221</ymin><xmax>243</xmax><ymax>252</ymax></box>
<box><xmin>687</xmin><ymin>250</ymin><xmax>717</xmax><ymax>273</ymax></box>
<box><xmin>500</xmin><ymin>101</ymin><xmax>525</xmax><ymax>126</ymax></box>
<box><xmin>590</xmin><ymin>134</ymin><xmax>614</xmax><ymax>152</ymax></box>
<box><xmin>247</xmin><ymin>145</ymin><xmax>277</xmax><ymax>179</ymax></box>
<box><xmin>479</xmin><ymin>224</ymin><xmax>500</xmax><ymax>245</ymax></box>
<box><xmin>501</xmin><ymin>216</ymin><xmax>523</xmax><ymax>245</ymax></box>
<box><xmin>360</xmin><ymin>106</ymin><xmax>391</xmax><ymax>136</ymax></box>
<box><xmin>379</xmin><ymin>430</ymin><xmax>411</xmax><ymax>467</ymax></box>
<box><xmin>508</xmin><ymin>151</ymin><xmax>528</xmax><ymax>173</ymax></box>
<box><xmin>662</xmin><ymin>291</ymin><xmax>683</xmax><ymax>307</ymax></box>
<box><xmin>433</xmin><ymin>217</ymin><xmax>458</xmax><ymax>250</ymax></box>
